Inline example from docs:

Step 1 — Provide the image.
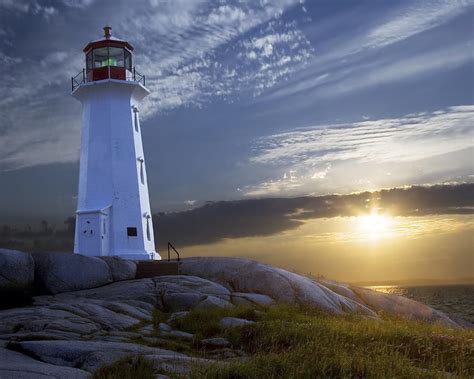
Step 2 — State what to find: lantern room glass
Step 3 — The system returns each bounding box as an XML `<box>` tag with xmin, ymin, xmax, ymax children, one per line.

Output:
<box><xmin>86</xmin><ymin>47</ymin><xmax>132</xmax><ymax>71</ymax></box>
<box><xmin>108</xmin><ymin>47</ymin><xmax>124</xmax><ymax>67</ymax></box>
<box><xmin>93</xmin><ymin>47</ymin><xmax>108</xmax><ymax>68</ymax></box>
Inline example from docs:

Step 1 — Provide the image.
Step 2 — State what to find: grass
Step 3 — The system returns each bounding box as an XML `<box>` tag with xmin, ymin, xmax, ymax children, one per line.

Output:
<box><xmin>92</xmin><ymin>355</ymin><xmax>155</xmax><ymax>379</ymax></box>
<box><xmin>188</xmin><ymin>305</ymin><xmax>474</xmax><ymax>378</ymax></box>
<box><xmin>170</xmin><ymin>305</ymin><xmax>261</xmax><ymax>340</ymax></box>
<box><xmin>92</xmin><ymin>305</ymin><xmax>473</xmax><ymax>378</ymax></box>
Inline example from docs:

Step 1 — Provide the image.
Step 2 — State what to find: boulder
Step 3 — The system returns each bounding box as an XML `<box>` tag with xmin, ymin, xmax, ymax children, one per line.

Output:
<box><xmin>0</xmin><ymin>347</ymin><xmax>90</xmax><ymax>378</ymax></box>
<box><xmin>33</xmin><ymin>252</ymin><xmax>113</xmax><ymax>295</ymax></box>
<box><xmin>0</xmin><ymin>249</ymin><xmax>35</xmax><ymax>309</ymax></box>
<box><xmin>10</xmin><ymin>340</ymin><xmax>188</xmax><ymax>373</ymax></box>
<box><xmin>154</xmin><ymin>276</ymin><xmax>231</xmax><ymax>299</ymax></box>
<box><xmin>158</xmin><ymin>323</ymin><xmax>172</xmax><ymax>332</ymax></box>
<box><xmin>179</xmin><ymin>257</ymin><xmax>376</xmax><ymax>317</ymax></box>
<box><xmin>162</xmin><ymin>292</ymin><xmax>205</xmax><ymax>312</ymax></box>
<box><xmin>38</xmin><ymin>278</ymin><xmax>160</xmax><ymax>307</ymax></box>
<box><xmin>351</xmin><ymin>286</ymin><xmax>459</xmax><ymax>327</ymax></box>
<box><xmin>194</xmin><ymin>295</ymin><xmax>233</xmax><ymax>310</ymax></box>
<box><xmin>231</xmin><ymin>292</ymin><xmax>275</xmax><ymax>307</ymax></box>
<box><xmin>0</xmin><ymin>249</ymin><xmax>34</xmax><ymax>289</ymax></box>
<box><xmin>99</xmin><ymin>256</ymin><xmax>137</xmax><ymax>281</ymax></box>
<box><xmin>167</xmin><ymin>311</ymin><xmax>189</xmax><ymax>324</ymax></box>
<box><xmin>163</xmin><ymin>330</ymin><xmax>194</xmax><ymax>339</ymax></box>
<box><xmin>219</xmin><ymin>317</ymin><xmax>254</xmax><ymax>328</ymax></box>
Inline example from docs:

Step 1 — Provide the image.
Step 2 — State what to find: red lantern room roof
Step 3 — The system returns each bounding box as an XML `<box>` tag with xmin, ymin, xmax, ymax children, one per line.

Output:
<box><xmin>83</xmin><ymin>25</ymin><xmax>134</xmax><ymax>53</ymax></box>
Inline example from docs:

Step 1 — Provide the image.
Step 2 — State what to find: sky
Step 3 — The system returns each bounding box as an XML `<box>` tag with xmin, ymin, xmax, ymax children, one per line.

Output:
<box><xmin>0</xmin><ymin>0</ymin><xmax>473</xmax><ymax>283</ymax></box>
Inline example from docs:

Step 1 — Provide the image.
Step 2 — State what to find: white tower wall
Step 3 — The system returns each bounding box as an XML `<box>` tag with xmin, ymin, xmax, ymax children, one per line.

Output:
<box><xmin>73</xmin><ymin>79</ymin><xmax>159</xmax><ymax>260</ymax></box>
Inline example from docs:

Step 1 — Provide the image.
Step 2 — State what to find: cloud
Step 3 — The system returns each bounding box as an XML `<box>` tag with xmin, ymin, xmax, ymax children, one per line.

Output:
<box><xmin>262</xmin><ymin>1</ymin><xmax>473</xmax><ymax>102</ymax></box>
<box><xmin>154</xmin><ymin>183</ymin><xmax>474</xmax><ymax>248</ymax></box>
<box><xmin>0</xmin><ymin>0</ymin><xmax>310</xmax><ymax>169</ymax></box>
<box><xmin>241</xmin><ymin>105</ymin><xmax>474</xmax><ymax>197</ymax></box>
<box><xmin>140</xmin><ymin>14</ymin><xmax>313</xmax><ymax>114</ymax></box>
<box><xmin>364</xmin><ymin>0</ymin><xmax>472</xmax><ymax>50</ymax></box>
<box><xmin>253</xmin><ymin>105</ymin><xmax>474</xmax><ymax>165</ymax></box>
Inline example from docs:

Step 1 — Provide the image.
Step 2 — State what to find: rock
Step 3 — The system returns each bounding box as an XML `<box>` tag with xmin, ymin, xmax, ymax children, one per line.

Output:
<box><xmin>11</xmin><ymin>340</ymin><xmax>188</xmax><ymax>373</ymax></box>
<box><xmin>99</xmin><ymin>256</ymin><xmax>137</xmax><ymax>281</ymax></box>
<box><xmin>33</xmin><ymin>252</ymin><xmax>113</xmax><ymax>294</ymax></box>
<box><xmin>139</xmin><ymin>324</ymin><xmax>155</xmax><ymax>335</ymax></box>
<box><xmin>351</xmin><ymin>286</ymin><xmax>459</xmax><ymax>327</ymax></box>
<box><xmin>231</xmin><ymin>292</ymin><xmax>275</xmax><ymax>307</ymax></box>
<box><xmin>194</xmin><ymin>295</ymin><xmax>233</xmax><ymax>310</ymax></box>
<box><xmin>163</xmin><ymin>330</ymin><xmax>194</xmax><ymax>339</ymax></box>
<box><xmin>0</xmin><ymin>249</ymin><xmax>34</xmax><ymax>289</ymax></box>
<box><xmin>219</xmin><ymin>317</ymin><xmax>254</xmax><ymax>328</ymax></box>
<box><xmin>158</xmin><ymin>323</ymin><xmax>172</xmax><ymax>332</ymax></box>
<box><xmin>200</xmin><ymin>337</ymin><xmax>231</xmax><ymax>348</ymax></box>
<box><xmin>154</xmin><ymin>276</ymin><xmax>231</xmax><ymax>299</ymax></box>
<box><xmin>37</xmin><ymin>278</ymin><xmax>160</xmax><ymax>307</ymax></box>
<box><xmin>167</xmin><ymin>311</ymin><xmax>189</xmax><ymax>324</ymax></box>
<box><xmin>101</xmin><ymin>301</ymin><xmax>153</xmax><ymax>321</ymax></box>
<box><xmin>0</xmin><ymin>305</ymin><xmax>100</xmax><ymax>337</ymax></box>
<box><xmin>144</xmin><ymin>355</ymin><xmax>214</xmax><ymax>376</ymax></box>
<box><xmin>0</xmin><ymin>347</ymin><xmax>90</xmax><ymax>378</ymax></box>
<box><xmin>162</xmin><ymin>292</ymin><xmax>205</xmax><ymax>312</ymax></box>
<box><xmin>180</xmin><ymin>257</ymin><xmax>377</xmax><ymax>317</ymax></box>
<box><xmin>319</xmin><ymin>279</ymin><xmax>361</xmax><ymax>303</ymax></box>
<box><xmin>156</xmin><ymin>275</ymin><xmax>231</xmax><ymax>312</ymax></box>
<box><xmin>0</xmin><ymin>249</ymin><xmax>34</xmax><ymax>309</ymax></box>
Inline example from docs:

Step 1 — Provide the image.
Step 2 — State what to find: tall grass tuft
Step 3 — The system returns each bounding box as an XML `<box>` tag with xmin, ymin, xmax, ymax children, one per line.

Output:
<box><xmin>190</xmin><ymin>304</ymin><xmax>474</xmax><ymax>378</ymax></box>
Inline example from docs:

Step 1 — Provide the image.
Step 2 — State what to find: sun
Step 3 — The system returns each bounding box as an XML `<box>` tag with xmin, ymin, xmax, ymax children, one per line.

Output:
<box><xmin>358</xmin><ymin>211</ymin><xmax>393</xmax><ymax>241</ymax></box>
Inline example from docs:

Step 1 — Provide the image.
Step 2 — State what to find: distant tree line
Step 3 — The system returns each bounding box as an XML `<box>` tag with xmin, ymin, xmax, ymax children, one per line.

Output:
<box><xmin>0</xmin><ymin>216</ymin><xmax>167</xmax><ymax>253</ymax></box>
<box><xmin>0</xmin><ymin>218</ymin><xmax>75</xmax><ymax>253</ymax></box>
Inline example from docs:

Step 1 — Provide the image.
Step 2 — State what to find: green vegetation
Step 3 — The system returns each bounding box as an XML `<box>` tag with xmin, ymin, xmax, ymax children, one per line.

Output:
<box><xmin>170</xmin><ymin>305</ymin><xmax>260</xmax><ymax>340</ymax></box>
<box><xmin>187</xmin><ymin>305</ymin><xmax>473</xmax><ymax>379</ymax></box>
<box><xmin>93</xmin><ymin>356</ymin><xmax>155</xmax><ymax>379</ymax></box>
<box><xmin>91</xmin><ymin>305</ymin><xmax>473</xmax><ymax>378</ymax></box>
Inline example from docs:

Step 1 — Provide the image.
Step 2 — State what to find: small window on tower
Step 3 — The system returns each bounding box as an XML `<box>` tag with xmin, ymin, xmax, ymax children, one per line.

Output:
<box><xmin>127</xmin><ymin>227</ymin><xmax>137</xmax><ymax>237</ymax></box>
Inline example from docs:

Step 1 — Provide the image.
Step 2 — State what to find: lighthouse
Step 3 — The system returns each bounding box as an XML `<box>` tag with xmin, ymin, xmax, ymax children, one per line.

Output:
<box><xmin>71</xmin><ymin>26</ymin><xmax>159</xmax><ymax>261</ymax></box>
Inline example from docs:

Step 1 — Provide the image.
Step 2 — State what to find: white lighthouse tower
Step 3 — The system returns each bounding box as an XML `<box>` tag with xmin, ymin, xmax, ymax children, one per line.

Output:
<box><xmin>71</xmin><ymin>26</ymin><xmax>159</xmax><ymax>260</ymax></box>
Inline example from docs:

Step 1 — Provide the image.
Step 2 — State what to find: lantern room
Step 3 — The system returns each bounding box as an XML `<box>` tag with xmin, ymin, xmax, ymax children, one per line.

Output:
<box><xmin>76</xmin><ymin>26</ymin><xmax>143</xmax><ymax>85</ymax></box>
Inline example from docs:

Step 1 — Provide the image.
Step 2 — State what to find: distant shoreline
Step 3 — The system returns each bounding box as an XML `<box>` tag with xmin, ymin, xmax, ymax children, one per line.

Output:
<box><xmin>352</xmin><ymin>278</ymin><xmax>474</xmax><ymax>288</ymax></box>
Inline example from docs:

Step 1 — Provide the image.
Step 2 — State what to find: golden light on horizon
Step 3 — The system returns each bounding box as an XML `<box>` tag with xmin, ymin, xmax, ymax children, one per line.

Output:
<box><xmin>357</xmin><ymin>211</ymin><xmax>393</xmax><ymax>241</ymax></box>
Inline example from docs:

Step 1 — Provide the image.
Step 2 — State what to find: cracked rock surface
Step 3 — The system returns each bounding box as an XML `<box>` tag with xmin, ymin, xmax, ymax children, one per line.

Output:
<box><xmin>0</xmin><ymin>254</ymin><xmax>463</xmax><ymax>378</ymax></box>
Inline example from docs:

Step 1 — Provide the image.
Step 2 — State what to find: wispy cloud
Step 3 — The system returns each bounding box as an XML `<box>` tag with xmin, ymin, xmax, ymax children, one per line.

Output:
<box><xmin>364</xmin><ymin>0</ymin><xmax>472</xmax><ymax>50</ymax></box>
<box><xmin>0</xmin><ymin>0</ymin><xmax>309</xmax><ymax>169</ymax></box>
<box><xmin>246</xmin><ymin>105</ymin><xmax>474</xmax><ymax>196</ymax></box>
<box><xmin>262</xmin><ymin>0</ymin><xmax>474</xmax><ymax>102</ymax></box>
<box><xmin>253</xmin><ymin>105</ymin><xmax>474</xmax><ymax>164</ymax></box>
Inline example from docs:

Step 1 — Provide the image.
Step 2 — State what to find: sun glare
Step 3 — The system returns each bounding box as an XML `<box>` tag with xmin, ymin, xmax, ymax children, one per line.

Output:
<box><xmin>358</xmin><ymin>211</ymin><xmax>393</xmax><ymax>241</ymax></box>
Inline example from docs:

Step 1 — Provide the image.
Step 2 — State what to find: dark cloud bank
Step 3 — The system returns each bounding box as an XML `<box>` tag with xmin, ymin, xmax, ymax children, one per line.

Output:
<box><xmin>155</xmin><ymin>183</ymin><xmax>474</xmax><ymax>248</ymax></box>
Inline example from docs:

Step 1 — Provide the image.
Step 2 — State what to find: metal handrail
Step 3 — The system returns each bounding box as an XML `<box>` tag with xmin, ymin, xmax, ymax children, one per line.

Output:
<box><xmin>71</xmin><ymin>66</ymin><xmax>146</xmax><ymax>91</ymax></box>
<box><xmin>71</xmin><ymin>69</ymin><xmax>85</xmax><ymax>91</ymax></box>
<box><xmin>167</xmin><ymin>242</ymin><xmax>180</xmax><ymax>262</ymax></box>
<box><xmin>133</xmin><ymin>67</ymin><xmax>146</xmax><ymax>86</ymax></box>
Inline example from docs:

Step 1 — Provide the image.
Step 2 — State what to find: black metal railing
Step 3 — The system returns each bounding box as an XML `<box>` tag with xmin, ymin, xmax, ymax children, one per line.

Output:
<box><xmin>71</xmin><ymin>69</ymin><xmax>85</xmax><ymax>91</ymax></box>
<box><xmin>71</xmin><ymin>66</ymin><xmax>146</xmax><ymax>91</ymax></box>
<box><xmin>167</xmin><ymin>242</ymin><xmax>180</xmax><ymax>262</ymax></box>
<box><xmin>132</xmin><ymin>67</ymin><xmax>146</xmax><ymax>86</ymax></box>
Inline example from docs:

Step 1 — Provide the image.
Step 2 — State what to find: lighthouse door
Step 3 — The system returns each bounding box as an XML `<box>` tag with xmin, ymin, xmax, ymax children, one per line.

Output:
<box><xmin>78</xmin><ymin>214</ymin><xmax>101</xmax><ymax>256</ymax></box>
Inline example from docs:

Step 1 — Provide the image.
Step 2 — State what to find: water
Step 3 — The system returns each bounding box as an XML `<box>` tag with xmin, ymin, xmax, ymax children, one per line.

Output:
<box><xmin>367</xmin><ymin>284</ymin><xmax>474</xmax><ymax>324</ymax></box>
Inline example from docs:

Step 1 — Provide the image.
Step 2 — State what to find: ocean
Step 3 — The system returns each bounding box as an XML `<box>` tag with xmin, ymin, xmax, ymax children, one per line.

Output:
<box><xmin>367</xmin><ymin>284</ymin><xmax>474</xmax><ymax>324</ymax></box>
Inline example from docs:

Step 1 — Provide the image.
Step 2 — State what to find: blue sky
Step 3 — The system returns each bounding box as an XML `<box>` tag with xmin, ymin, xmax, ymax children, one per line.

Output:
<box><xmin>0</xmin><ymin>0</ymin><xmax>473</xmax><ymax>224</ymax></box>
